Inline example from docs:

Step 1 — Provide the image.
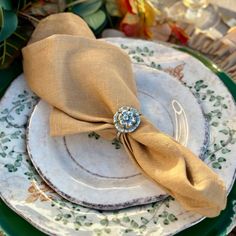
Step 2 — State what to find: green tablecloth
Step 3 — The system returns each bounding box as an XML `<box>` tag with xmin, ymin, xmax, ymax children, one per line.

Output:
<box><xmin>0</xmin><ymin>51</ymin><xmax>235</xmax><ymax>236</ymax></box>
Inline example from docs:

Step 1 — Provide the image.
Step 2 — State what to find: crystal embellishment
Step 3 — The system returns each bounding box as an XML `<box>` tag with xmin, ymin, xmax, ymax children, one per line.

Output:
<box><xmin>113</xmin><ymin>106</ymin><xmax>141</xmax><ymax>133</ymax></box>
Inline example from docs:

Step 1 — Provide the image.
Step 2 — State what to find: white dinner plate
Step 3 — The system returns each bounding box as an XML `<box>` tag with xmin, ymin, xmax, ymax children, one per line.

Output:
<box><xmin>0</xmin><ymin>38</ymin><xmax>235</xmax><ymax>236</ymax></box>
<box><xmin>26</xmin><ymin>64</ymin><xmax>208</xmax><ymax>209</ymax></box>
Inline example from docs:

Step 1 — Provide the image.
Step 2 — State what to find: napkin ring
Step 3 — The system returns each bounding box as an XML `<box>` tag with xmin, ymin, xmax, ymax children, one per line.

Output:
<box><xmin>113</xmin><ymin>106</ymin><xmax>141</xmax><ymax>141</ymax></box>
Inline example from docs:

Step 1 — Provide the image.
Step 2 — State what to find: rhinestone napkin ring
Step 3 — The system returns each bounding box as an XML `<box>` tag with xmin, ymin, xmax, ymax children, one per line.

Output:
<box><xmin>113</xmin><ymin>106</ymin><xmax>141</xmax><ymax>134</ymax></box>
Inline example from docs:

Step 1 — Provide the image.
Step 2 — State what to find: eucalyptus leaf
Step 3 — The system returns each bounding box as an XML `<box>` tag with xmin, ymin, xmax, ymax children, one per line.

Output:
<box><xmin>0</xmin><ymin>28</ymin><xmax>31</xmax><ymax>68</ymax></box>
<box><xmin>106</xmin><ymin>0</ymin><xmax>122</xmax><ymax>17</ymax></box>
<box><xmin>72</xmin><ymin>0</ymin><xmax>103</xmax><ymax>18</ymax></box>
<box><xmin>0</xmin><ymin>0</ymin><xmax>12</xmax><ymax>10</ymax></box>
<box><xmin>0</xmin><ymin>8</ymin><xmax>18</xmax><ymax>41</ymax></box>
<box><xmin>93</xmin><ymin>16</ymin><xmax>108</xmax><ymax>36</ymax></box>
<box><xmin>83</xmin><ymin>9</ymin><xmax>106</xmax><ymax>31</ymax></box>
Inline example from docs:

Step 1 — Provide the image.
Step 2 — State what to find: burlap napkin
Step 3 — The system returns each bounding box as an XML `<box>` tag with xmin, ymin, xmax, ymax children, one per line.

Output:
<box><xmin>22</xmin><ymin>13</ymin><xmax>226</xmax><ymax>217</ymax></box>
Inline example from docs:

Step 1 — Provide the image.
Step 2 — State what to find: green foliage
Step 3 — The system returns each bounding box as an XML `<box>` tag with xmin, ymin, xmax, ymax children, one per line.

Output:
<box><xmin>0</xmin><ymin>0</ymin><xmax>110</xmax><ymax>69</ymax></box>
<box><xmin>0</xmin><ymin>0</ymin><xmax>33</xmax><ymax>68</ymax></box>
<box><xmin>83</xmin><ymin>9</ymin><xmax>107</xmax><ymax>31</ymax></box>
<box><xmin>71</xmin><ymin>0</ymin><xmax>103</xmax><ymax>18</ymax></box>
<box><xmin>0</xmin><ymin>7</ymin><xmax>18</xmax><ymax>41</ymax></box>
<box><xmin>68</xmin><ymin>0</ymin><xmax>108</xmax><ymax>35</ymax></box>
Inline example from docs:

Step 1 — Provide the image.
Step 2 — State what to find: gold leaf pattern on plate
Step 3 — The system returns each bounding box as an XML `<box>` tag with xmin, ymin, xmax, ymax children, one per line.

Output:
<box><xmin>26</xmin><ymin>181</ymin><xmax>54</xmax><ymax>203</ymax></box>
<box><xmin>163</xmin><ymin>63</ymin><xmax>185</xmax><ymax>80</ymax></box>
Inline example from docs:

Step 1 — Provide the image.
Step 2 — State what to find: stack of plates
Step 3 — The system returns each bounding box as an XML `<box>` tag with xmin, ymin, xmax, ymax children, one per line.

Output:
<box><xmin>0</xmin><ymin>38</ymin><xmax>235</xmax><ymax>236</ymax></box>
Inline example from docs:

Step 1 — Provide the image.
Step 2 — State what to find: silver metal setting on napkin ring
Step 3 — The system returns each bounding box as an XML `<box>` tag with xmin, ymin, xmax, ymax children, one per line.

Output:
<box><xmin>113</xmin><ymin>106</ymin><xmax>141</xmax><ymax>141</ymax></box>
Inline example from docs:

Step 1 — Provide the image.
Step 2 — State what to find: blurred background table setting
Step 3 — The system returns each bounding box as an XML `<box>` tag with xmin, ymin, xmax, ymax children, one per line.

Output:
<box><xmin>0</xmin><ymin>1</ymin><xmax>235</xmax><ymax>236</ymax></box>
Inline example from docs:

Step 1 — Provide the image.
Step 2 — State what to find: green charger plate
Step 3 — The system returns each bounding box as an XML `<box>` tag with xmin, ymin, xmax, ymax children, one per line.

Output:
<box><xmin>0</xmin><ymin>46</ymin><xmax>235</xmax><ymax>236</ymax></box>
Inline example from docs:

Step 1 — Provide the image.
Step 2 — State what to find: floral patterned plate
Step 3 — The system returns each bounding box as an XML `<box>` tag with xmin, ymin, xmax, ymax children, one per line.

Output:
<box><xmin>0</xmin><ymin>38</ymin><xmax>235</xmax><ymax>236</ymax></box>
<box><xmin>26</xmin><ymin>64</ymin><xmax>207</xmax><ymax>210</ymax></box>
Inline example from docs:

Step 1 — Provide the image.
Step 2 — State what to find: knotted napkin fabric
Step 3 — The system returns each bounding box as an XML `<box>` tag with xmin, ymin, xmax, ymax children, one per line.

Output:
<box><xmin>22</xmin><ymin>13</ymin><xmax>226</xmax><ymax>217</ymax></box>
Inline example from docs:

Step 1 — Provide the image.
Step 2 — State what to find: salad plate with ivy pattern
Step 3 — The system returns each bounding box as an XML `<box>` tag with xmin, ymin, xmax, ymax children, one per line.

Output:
<box><xmin>0</xmin><ymin>38</ymin><xmax>235</xmax><ymax>236</ymax></box>
<box><xmin>26</xmin><ymin>64</ymin><xmax>208</xmax><ymax>210</ymax></box>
